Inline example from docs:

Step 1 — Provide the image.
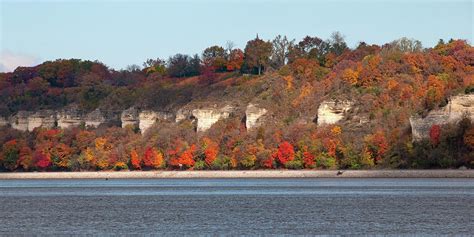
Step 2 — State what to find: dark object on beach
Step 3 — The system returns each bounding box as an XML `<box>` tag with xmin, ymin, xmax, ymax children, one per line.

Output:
<box><xmin>336</xmin><ymin>171</ymin><xmax>344</xmax><ymax>176</ymax></box>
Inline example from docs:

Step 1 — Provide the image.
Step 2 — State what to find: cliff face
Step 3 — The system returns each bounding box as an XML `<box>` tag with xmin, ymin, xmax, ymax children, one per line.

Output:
<box><xmin>121</xmin><ymin>107</ymin><xmax>139</xmax><ymax>128</ymax></box>
<box><xmin>28</xmin><ymin>110</ymin><xmax>56</xmax><ymax>131</ymax></box>
<box><xmin>245</xmin><ymin>103</ymin><xmax>267</xmax><ymax>130</ymax></box>
<box><xmin>57</xmin><ymin>107</ymin><xmax>84</xmax><ymax>129</ymax></box>
<box><xmin>85</xmin><ymin>109</ymin><xmax>106</xmax><ymax>128</ymax></box>
<box><xmin>316</xmin><ymin>100</ymin><xmax>353</xmax><ymax>126</ymax></box>
<box><xmin>192</xmin><ymin>105</ymin><xmax>233</xmax><ymax>132</ymax></box>
<box><xmin>410</xmin><ymin>94</ymin><xmax>474</xmax><ymax>141</ymax></box>
<box><xmin>138</xmin><ymin>111</ymin><xmax>173</xmax><ymax>133</ymax></box>
<box><xmin>2</xmin><ymin>94</ymin><xmax>471</xmax><ymax>141</ymax></box>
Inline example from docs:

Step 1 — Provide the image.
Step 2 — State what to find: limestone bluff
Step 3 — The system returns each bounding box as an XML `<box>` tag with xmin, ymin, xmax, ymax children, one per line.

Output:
<box><xmin>2</xmin><ymin>94</ymin><xmax>472</xmax><ymax>139</ymax></box>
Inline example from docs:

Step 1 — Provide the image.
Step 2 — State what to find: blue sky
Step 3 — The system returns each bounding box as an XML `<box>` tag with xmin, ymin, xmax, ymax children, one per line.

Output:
<box><xmin>0</xmin><ymin>0</ymin><xmax>472</xmax><ymax>72</ymax></box>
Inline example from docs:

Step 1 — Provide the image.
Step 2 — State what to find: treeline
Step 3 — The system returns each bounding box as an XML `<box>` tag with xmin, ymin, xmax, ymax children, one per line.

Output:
<box><xmin>0</xmin><ymin>34</ymin><xmax>473</xmax><ymax>171</ymax></box>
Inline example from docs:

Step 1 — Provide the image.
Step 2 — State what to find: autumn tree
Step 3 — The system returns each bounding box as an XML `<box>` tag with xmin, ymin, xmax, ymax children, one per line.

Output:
<box><xmin>202</xmin><ymin>45</ymin><xmax>227</xmax><ymax>72</ymax></box>
<box><xmin>130</xmin><ymin>149</ymin><xmax>141</xmax><ymax>170</ymax></box>
<box><xmin>143</xmin><ymin>147</ymin><xmax>164</xmax><ymax>169</ymax></box>
<box><xmin>202</xmin><ymin>137</ymin><xmax>219</xmax><ymax>166</ymax></box>
<box><xmin>226</xmin><ymin>49</ymin><xmax>244</xmax><ymax>71</ymax></box>
<box><xmin>276</xmin><ymin>141</ymin><xmax>295</xmax><ymax>167</ymax></box>
<box><xmin>244</xmin><ymin>36</ymin><xmax>273</xmax><ymax>75</ymax></box>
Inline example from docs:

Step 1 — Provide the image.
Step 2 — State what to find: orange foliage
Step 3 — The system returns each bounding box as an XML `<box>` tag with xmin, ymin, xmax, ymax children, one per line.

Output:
<box><xmin>202</xmin><ymin>137</ymin><xmax>219</xmax><ymax>166</ymax></box>
<box><xmin>130</xmin><ymin>149</ymin><xmax>141</xmax><ymax>170</ymax></box>
<box><xmin>143</xmin><ymin>147</ymin><xmax>164</xmax><ymax>169</ymax></box>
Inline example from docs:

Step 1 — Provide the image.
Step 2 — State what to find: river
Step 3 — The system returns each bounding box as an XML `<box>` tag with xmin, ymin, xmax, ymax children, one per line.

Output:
<box><xmin>0</xmin><ymin>178</ymin><xmax>472</xmax><ymax>235</ymax></box>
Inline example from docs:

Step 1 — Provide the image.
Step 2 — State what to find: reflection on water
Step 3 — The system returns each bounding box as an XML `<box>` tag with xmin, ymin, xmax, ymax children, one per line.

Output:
<box><xmin>0</xmin><ymin>178</ymin><xmax>472</xmax><ymax>235</ymax></box>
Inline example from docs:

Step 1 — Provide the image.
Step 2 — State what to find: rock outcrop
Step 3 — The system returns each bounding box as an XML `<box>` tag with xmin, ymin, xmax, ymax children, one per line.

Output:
<box><xmin>245</xmin><ymin>103</ymin><xmax>267</xmax><ymax>130</ymax></box>
<box><xmin>85</xmin><ymin>109</ymin><xmax>107</xmax><ymax>128</ymax></box>
<box><xmin>410</xmin><ymin>94</ymin><xmax>474</xmax><ymax>141</ymax></box>
<box><xmin>57</xmin><ymin>107</ymin><xmax>84</xmax><ymax>129</ymax></box>
<box><xmin>9</xmin><ymin>111</ymin><xmax>31</xmax><ymax>131</ymax></box>
<box><xmin>316</xmin><ymin>100</ymin><xmax>353</xmax><ymax>126</ymax></box>
<box><xmin>121</xmin><ymin>107</ymin><xmax>139</xmax><ymax>128</ymax></box>
<box><xmin>27</xmin><ymin>110</ymin><xmax>56</xmax><ymax>131</ymax></box>
<box><xmin>0</xmin><ymin>117</ymin><xmax>8</xmax><ymax>127</ymax></box>
<box><xmin>192</xmin><ymin>105</ymin><xmax>233</xmax><ymax>132</ymax></box>
<box><xmin>138</xmin><ymin>111</ymin><xmax>173</xmax><ymax>133</ymax></box>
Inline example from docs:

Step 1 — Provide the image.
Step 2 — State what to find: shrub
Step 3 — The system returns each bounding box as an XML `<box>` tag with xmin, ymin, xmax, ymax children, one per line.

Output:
<box><xmin>316</xmin><ymin>153</ymin><xmax>337</xmax><ymax>169</ymax></box>
<box><xmin>285</xmin><ymin>159</ymin><xmax>304</xmax><ymax>169</ymax></box>
<box><xmin>113</xmin><ymin>162</ymin><xmax>128</xmax><ymax>171</ymax></box>
<box><xmin>193</xmin><ymin>160</ymin><xmax>206</xmax><ymax>170</ymax></box>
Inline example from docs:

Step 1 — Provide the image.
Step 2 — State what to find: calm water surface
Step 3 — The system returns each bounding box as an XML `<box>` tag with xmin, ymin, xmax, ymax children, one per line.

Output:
<box><xmin>0</xmin><ymin>178</ymin><xmax>472</xmax><ymax>235</ymax></box>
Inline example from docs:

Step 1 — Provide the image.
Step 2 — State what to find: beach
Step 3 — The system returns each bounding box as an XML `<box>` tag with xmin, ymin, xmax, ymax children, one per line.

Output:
<box><xmin>0</xmin><ymin>170</ymin><xmax>472</xmax><ymax>179</ymax></box>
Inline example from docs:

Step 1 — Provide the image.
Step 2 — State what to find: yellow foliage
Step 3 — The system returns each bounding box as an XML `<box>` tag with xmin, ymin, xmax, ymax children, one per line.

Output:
<box><xmin>291</xmin><ymin>82</ymin><xmax>313</xmax><ymax>107</ymax></box>
<box><xmin>331</xmin><ymin>126</ymin><xmax>342</xmax><ymax>136</ymax></box>
<box><xmin>342</xmin><ymin>68</ymin><xmax>359</xmax><ymax>85</ymax></box>
<box><xmin>283</xmin><ymin>75</ymin><xmax>294</xmax><ymax>90</ymax></box>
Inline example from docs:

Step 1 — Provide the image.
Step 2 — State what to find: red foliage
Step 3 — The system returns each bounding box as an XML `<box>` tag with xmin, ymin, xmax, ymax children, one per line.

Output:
<box><xmin>34</xmin><ymin>150</ymin><xmax>51</xmax><ymax>170</ymax></box>
<box><xmin>303</xmin><ymin>151</ymin><xmax>315</xmax><ymax>168</ymax></box>
<box><xmin>276</xmin><ymin>141</ymin><xmax>295</xmax><ymax>167</ymax></box>
<box><xmin>429</xmin><ymin>125</ymin><xmax>441</xmax><ymax>146</ymax></box>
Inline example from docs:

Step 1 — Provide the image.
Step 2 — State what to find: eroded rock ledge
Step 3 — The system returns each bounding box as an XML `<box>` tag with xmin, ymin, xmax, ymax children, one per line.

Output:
<box><xmin>410</xmin><ymin>94</ymin><xmax>474</xmax><ymax>141</ymax></box>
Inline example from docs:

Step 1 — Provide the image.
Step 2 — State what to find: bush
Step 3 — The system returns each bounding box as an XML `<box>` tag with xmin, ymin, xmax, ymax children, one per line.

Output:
<box><xmin>113</xmin><ymin>162</ymin><xmax>128</xmax><ymax>171</ymax></box>
<box><xmin>211</xmin><ymin>155</ymin><xmax>232</xmax><ymax>170</ymax></box>
<box><xmin>316</xmin><ymin>153</ymin><xmax>337</xmax><ymax>169</ymax></box>
<box><xmin>193</xmin><ymin>160</ymin><xmax>206</xmax><ymax>170</ymax></box>
<box><xmin>285</xmin><ymin>159</ymin><xmax>304</xmax><ymax>169</ymax></box>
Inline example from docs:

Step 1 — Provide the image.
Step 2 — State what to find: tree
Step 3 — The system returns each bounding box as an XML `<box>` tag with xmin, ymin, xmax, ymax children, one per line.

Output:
<box><xmin>143</xmin><ymin>147</ymin><xmax>164</xmax><ymax>169</ymax></box>
<box><xmin>1</xmin><ymin>139</ymin><xmax>20</xmax><ymax>171</ymax></box>
<box><xmin>244</xmin><ymin>36</ymin><xmax>273</xmax><ymax>75</ymax></box>
<box><xmin>271</xmin><ymin>35</ymin><xmax>294</xmax><ymax>68</ymax></box>
<box><xmin>167</xmin><ymin>54</ymin><xmax>201</xmax><ymax>78</ymax></box>
<box><xmin>288</xmin><ymin>36</ymin><xmax>329</xmax><ymax>65</ymax></box>
<box><xmin>143</xmin><ymin>58</ymin><xmax>166</xmax><ymax>76</ymax></box>
<box><xmin>202</xmin><ymin>137</ymin><xmax>219</xmax><ymax>166</ymax></box>
<box><xmin>130</xmin><ymin>149</ymin><xmax>141</xmax><ymax>170</ymax></box>
<box><xmin>328</xmin><ymin>31</ymin><xmax>348</xmax><ymax>56</ymax></box>
<box><xmin>202</xmin><ymin>46</ymin><xmax>227</xmax><ymax>72</ymax></box>
<box><xmin>276</xmin><ymin>141</ymin><xmax>295</xmax><ymax>167</ymax></box>
<box><xmin>226</xmin><ymin>49</ymin><xmax>244</xmax><ymax>71</ymax></box>
<box><xmin>389</xmin><ymin>37</ymin><xmax>423</xmax><ymax>53</ymax></box>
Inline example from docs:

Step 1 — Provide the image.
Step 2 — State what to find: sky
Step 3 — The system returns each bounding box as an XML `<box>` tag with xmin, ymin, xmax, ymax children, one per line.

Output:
<box><xmin>0</xmin><ymin>0</ymin><xmax>472</xmax><ymax>72</ymax></box>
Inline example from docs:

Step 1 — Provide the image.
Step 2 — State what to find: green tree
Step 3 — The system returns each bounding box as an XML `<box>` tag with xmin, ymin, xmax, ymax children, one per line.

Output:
<box><xmin>244</xmin><ymin>35</ymin><xmax>273</xmax><ymax>75</ymax></box>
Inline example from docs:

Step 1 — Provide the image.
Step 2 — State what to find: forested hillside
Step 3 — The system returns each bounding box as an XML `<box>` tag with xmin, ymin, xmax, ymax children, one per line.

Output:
<box><xmin>0</xmin><ymin>33</ymin><xmax>473</xmax><ymax>171</ymax></box>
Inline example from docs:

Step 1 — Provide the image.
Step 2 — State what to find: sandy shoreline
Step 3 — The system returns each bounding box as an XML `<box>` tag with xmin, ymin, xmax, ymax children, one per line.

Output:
<box><xmin>0</xmin><ymin>170</ymin><xmax>472</xmax><ymax>179</ymax></box>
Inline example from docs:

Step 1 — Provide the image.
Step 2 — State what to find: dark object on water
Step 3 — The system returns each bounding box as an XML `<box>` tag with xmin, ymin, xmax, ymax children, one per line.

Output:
<box><xmin>105</xmin><ymin>178</ymin><xmax>109</xmax><ymax>181</ymax></box>
<box><xmin>336</xmin><ymin>171</ymin><xmax>344</xmax><ymax>176</ymax></box>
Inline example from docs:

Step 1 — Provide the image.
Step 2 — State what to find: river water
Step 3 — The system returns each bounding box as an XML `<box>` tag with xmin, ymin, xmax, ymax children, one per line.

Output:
<box><xmin>0</xmin><ymin>178</ymin><xmax>472</xmax><ymax>235</ymax></box>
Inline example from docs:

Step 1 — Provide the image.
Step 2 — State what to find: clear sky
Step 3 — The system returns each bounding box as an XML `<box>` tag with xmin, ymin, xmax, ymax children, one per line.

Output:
<box><xmin>0</xmin><ymin>0</ymin><xmax>472</xmax><ymax>72</ymax></box>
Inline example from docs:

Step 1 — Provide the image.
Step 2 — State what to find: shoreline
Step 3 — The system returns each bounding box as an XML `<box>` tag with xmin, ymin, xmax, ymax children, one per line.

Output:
<box><xmin>0</xmin><ymin>170</ymin><xmax>472</xmax><ymax>179</ymax></box>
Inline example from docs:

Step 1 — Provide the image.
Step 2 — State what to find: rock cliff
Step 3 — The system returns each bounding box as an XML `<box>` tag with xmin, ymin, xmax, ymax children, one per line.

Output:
<box><xmin>245</xmin><ymin>103</ymin><xmax>267</xmax><ymax>130</ymax></box>
<box><xmin>28</xmin><ymin>110</ymin><xmax>56</xmax><ymax>131</ymax></box>
<box><xmin>57</xmin><ymin>107</ymin><xmax>84</xmax><ymax>129</ymax></box>
<box><xmin>192</xmin><ymin>105</ymin><xmax>233</xmax><ymax>132</ymax></box>
<box><xmin>410</xmin><ymin>94</ymin><xmax>474</xmax><ymax>141</ymax></box>
<box><xmin>138</xmin><ymin>110</ymin><xmax>173</xmax><ymax>133</ymax></box>
<box><xmin>121</xmin><ymin>107</ymin><xmax>139</xmax><ymax>128</ymax></box>
<box><xmin>316</xmin><ymin>100</ymin><xmax>353</xmax><ymax>126</ymax></box>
